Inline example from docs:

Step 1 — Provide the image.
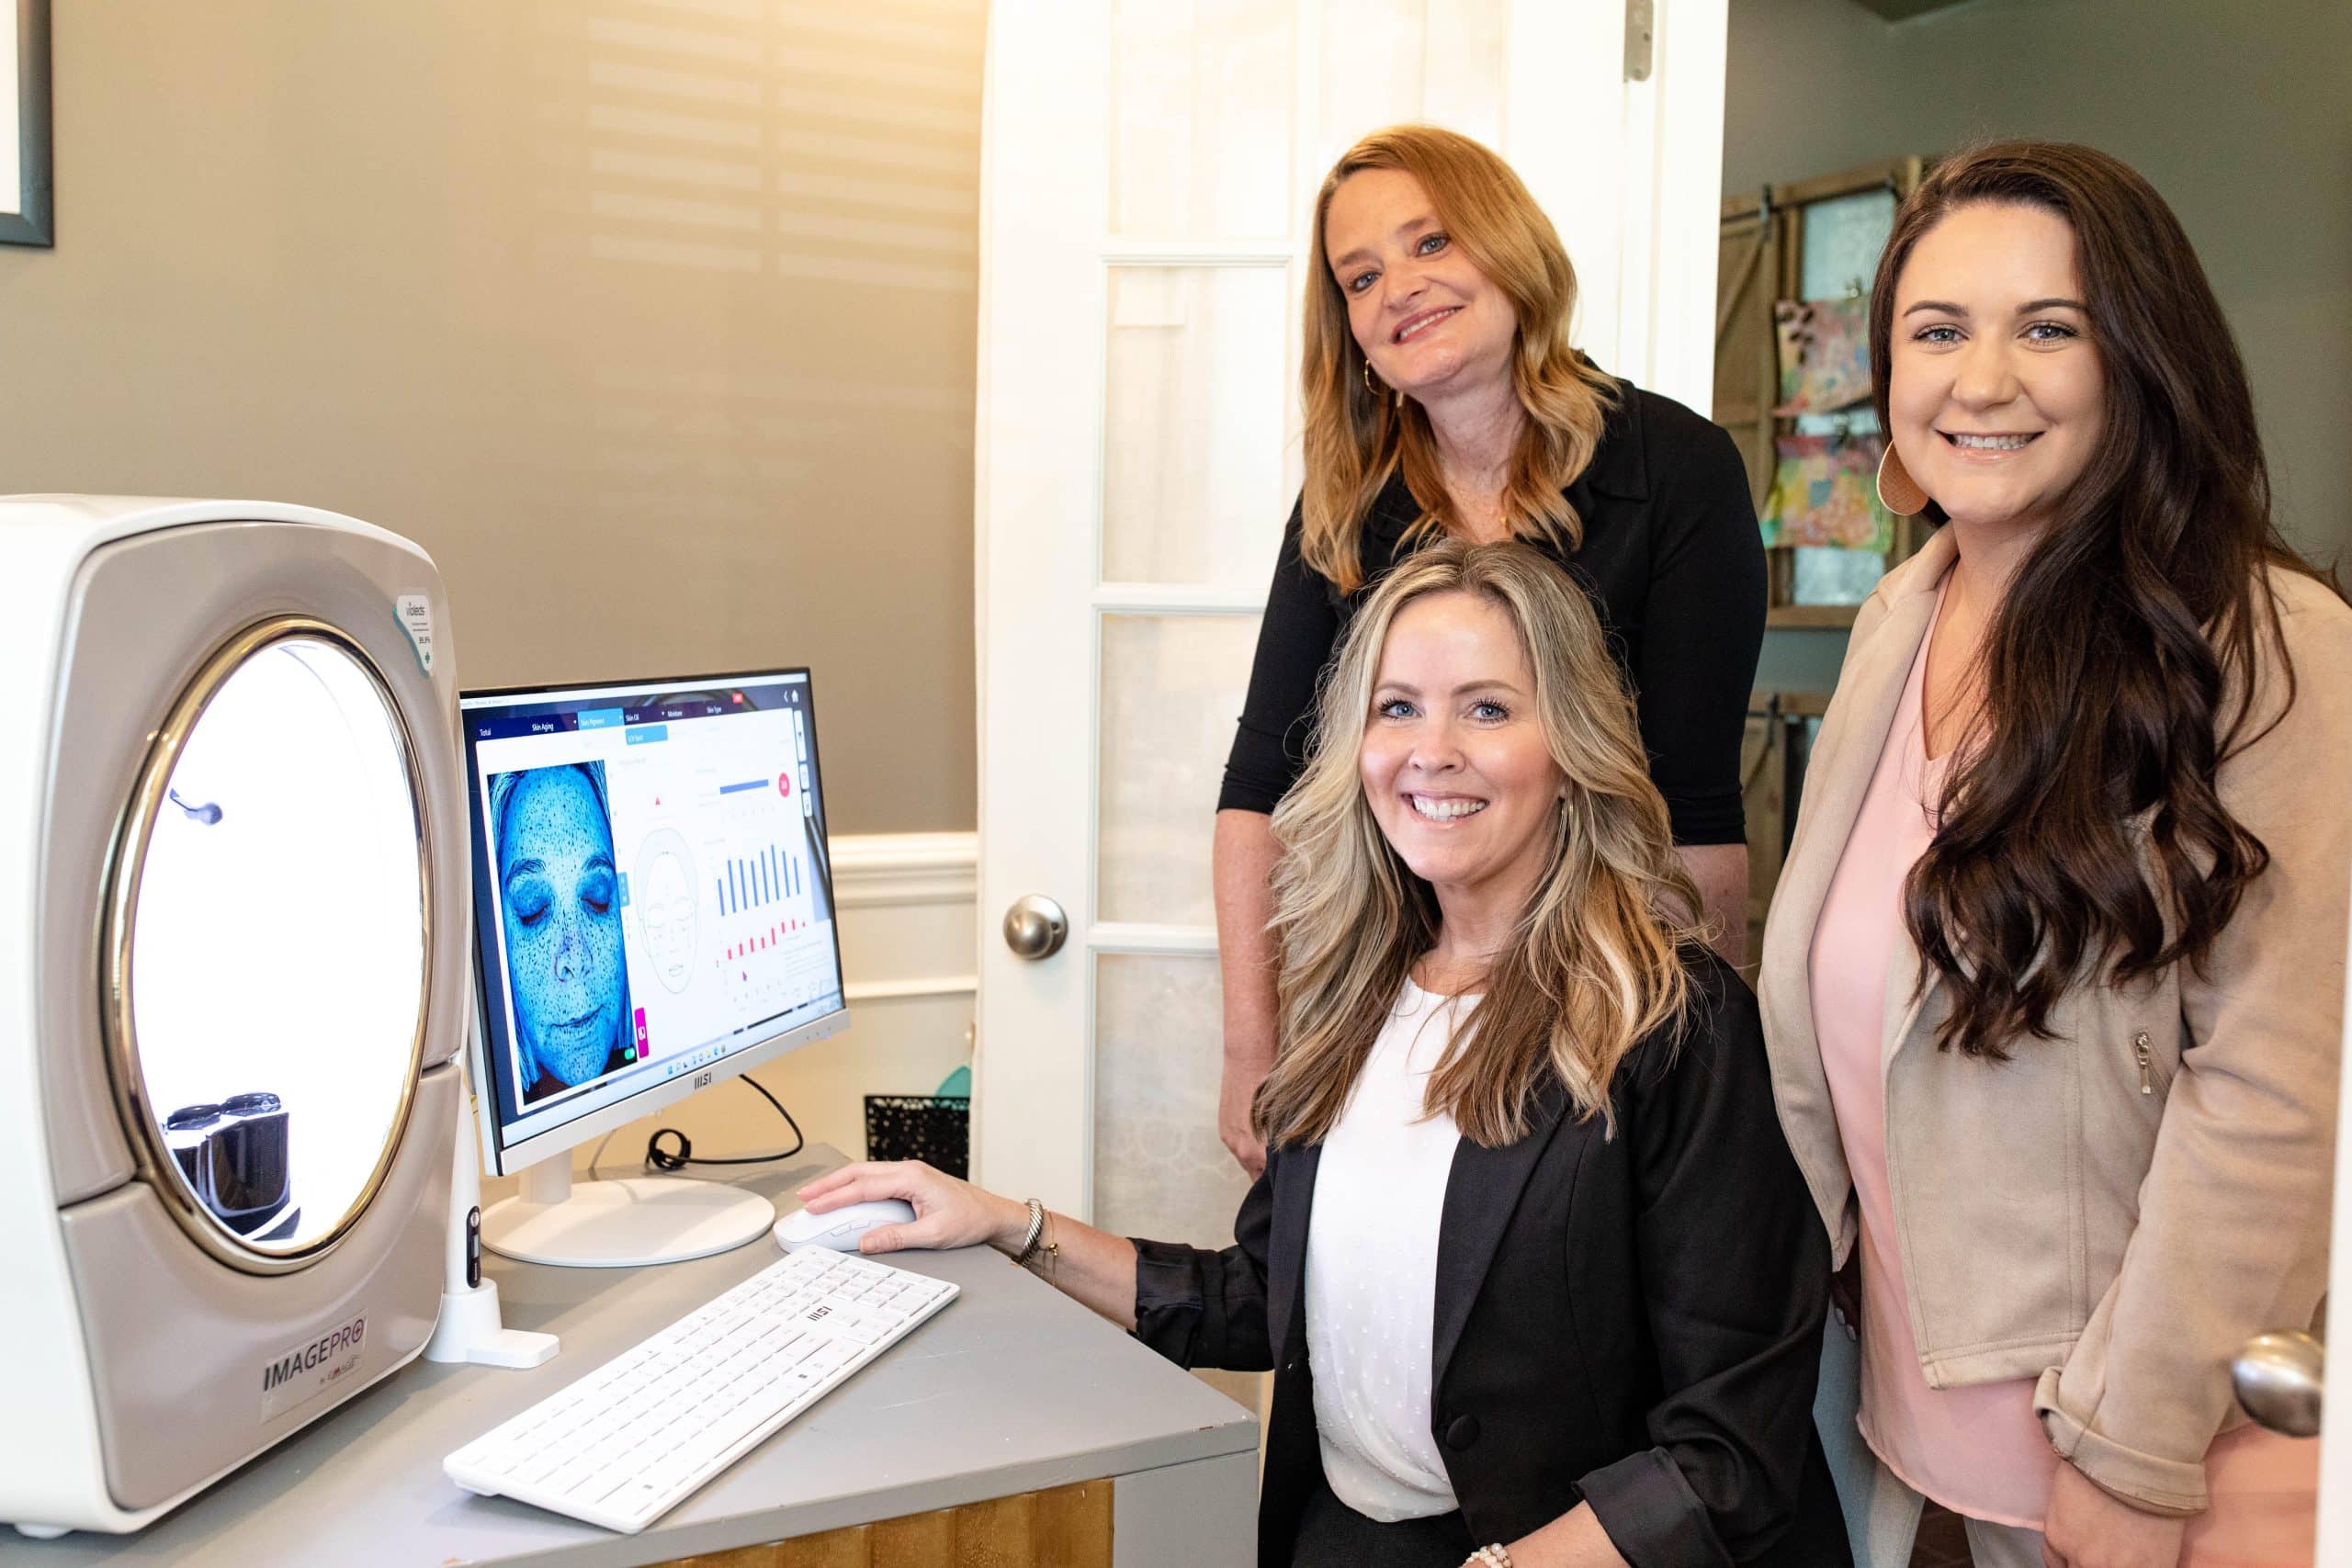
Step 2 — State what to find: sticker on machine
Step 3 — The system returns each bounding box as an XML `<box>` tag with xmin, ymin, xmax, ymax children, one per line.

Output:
<box><xmin>259</xmin><ymin>1313</ymin><xmax>368</xmax><ymax>1421</ymax></box>
<box><xmin>395</xmin><ymin>593</ymin><xmax>435</xmax><ymax>676</ymax></box>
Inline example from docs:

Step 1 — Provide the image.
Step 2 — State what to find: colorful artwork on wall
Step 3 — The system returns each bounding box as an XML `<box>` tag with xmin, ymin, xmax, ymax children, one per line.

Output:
<box><xmin>1773</xmin><ymin>297</ymin><xmax>1872</xmax><ymax>415</ymax></box>
<box><xmin>1760</xmin><ymin>432</ymin><xmax>1894</xmax><ymax>553</ymax></box>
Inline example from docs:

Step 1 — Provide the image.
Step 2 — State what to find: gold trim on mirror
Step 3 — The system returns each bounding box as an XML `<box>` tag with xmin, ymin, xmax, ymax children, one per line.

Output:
<box><xmin>97</xmin><ymin>615</ymin><xmax>435</xmax><ymax>1277</ymax></box>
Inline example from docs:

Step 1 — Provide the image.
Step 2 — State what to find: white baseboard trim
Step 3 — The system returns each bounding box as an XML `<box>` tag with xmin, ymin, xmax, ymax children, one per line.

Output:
<box><xmin>844</xmin><ymin>975</ymin><xmax>978</xmax><ymax>1003</ymax></box>
<box><xmin>831</xmin><ymin>829</ymin><xmax>977</xmax><ymax>910</ymax></box>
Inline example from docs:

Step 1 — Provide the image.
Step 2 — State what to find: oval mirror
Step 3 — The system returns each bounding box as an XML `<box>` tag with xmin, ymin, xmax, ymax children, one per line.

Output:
<box><xmin>108</xmin><ymin>623</ymin><xmax>429</xmax><ymax>1269</ymax></box>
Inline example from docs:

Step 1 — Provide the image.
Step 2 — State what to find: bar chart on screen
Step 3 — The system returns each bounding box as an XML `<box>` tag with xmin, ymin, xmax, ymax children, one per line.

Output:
<box><xmin>707</xmin><ymin>784</ymin><xmax>832</xmax><ymax>1021</ymax></box>
<box><xmin>714</xmin><ymin>841</ymin><xmax>811</xmax><ymax>919</ymax></box>
<box><xmin>590</xmin><ymin>683</ymin><xmax>839</xmax><ymax>1070</ymax></box>
<box><xmin>715</xmin><ymin>911</ymin><xmax>833</xmax><ymax>1020</ymax></box>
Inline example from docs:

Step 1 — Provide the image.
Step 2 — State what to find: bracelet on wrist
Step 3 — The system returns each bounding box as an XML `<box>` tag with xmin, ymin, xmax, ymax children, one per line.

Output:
<box><xmin>1033</xmin><ymin>1205</ymin><xmax>1059</xmax><ymax>1280</ymax></box>
<box><xmin>1007</xmin><ymin>1197</ymin><xmax>1046</xmax><ymax>1266</ymax></box>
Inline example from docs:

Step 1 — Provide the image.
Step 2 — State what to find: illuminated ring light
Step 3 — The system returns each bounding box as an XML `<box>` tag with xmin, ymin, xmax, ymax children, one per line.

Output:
<box><xmin>98</xmin><ymin>615</ymin><xmax>435</xmax><ymax>1275</ymax></box>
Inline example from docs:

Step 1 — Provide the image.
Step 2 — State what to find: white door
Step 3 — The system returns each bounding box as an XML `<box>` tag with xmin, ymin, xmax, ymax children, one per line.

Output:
<box><xmin>2315</xmin><ymin>971</ymin><xmax>2352</xmax><ymax>1553</ymax></box>
<box><xmin>970</xmin><ymin>0</ymin><xmax>1730</xmax><ymax>1252</ymax></box>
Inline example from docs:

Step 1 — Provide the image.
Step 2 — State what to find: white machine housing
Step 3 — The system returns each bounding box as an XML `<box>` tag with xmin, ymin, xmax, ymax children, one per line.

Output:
<box><xmin>0</xmin><ymin>497</ymin><xmax>467</xmax><ymax>1534</ymax></box>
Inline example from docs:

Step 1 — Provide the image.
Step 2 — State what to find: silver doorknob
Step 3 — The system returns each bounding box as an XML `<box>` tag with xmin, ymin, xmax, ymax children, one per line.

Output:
<box><xmin>1001</xmin><ymin>895</ymin><xmax>1069</xmax><ymax>961</ymax></box>
<box><xmin>2231</xmin><ymin>1329</ymin><xmax>2323</xmax><ymax>1438</ymax></box>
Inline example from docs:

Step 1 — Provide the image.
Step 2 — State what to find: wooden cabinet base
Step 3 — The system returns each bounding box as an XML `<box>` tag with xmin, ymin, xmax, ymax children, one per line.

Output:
<box><xmin>657</xmin><ymin>1479</ymin><xmax>1115</xmax><ymax>1568</ymax></box>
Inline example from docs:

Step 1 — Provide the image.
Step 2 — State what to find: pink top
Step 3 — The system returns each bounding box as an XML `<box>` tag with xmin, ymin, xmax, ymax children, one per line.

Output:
<box><xmin>1809</xmin><ymin>587</ymin><xmax>2316</xmax><ymax>1555</ymax></box>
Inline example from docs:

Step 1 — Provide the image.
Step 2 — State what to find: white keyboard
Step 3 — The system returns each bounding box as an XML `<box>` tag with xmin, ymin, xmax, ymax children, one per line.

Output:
<box><xmin>444</xmin><ymin>1246</ymin><xmax>958</xmax><ymax>1533</ymax></box>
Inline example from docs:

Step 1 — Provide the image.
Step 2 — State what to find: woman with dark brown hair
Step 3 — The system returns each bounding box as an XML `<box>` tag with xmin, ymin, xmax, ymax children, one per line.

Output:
<box><xmin>1758</xmin><ymin>141</ymin><xmax>2349</xmax><ymax>1567</ymax></box>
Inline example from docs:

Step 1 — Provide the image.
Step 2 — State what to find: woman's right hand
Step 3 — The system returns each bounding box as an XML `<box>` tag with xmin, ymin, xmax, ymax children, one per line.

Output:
<box><xmin>1829</xmin><ymin>1252</ymin><xmax>1860</xmax><ymax>1341</ymax></box>
<box><xmin>794</xmin><ymin>1161</ymin><xmax>1030</xmax><ymax>1258</ymax></box>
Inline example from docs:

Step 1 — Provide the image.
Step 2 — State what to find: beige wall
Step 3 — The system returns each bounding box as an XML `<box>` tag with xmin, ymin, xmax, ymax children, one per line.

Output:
<box><xmin>0</xmin><ymin>0</ymin><xmax>983</xmax><ymax>833</ymax></box>
<box><xmin>1724</xmin><ymin>0</ymin><xmax>2352</xmax><ymax>568</ymax></box>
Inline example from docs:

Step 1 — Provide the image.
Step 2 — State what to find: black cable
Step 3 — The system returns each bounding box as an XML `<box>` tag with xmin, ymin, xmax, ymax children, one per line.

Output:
<box><xmin>643</xmin><ymin>1074</ymin><xmax>805</xmax><ymax>1172</ymax></box>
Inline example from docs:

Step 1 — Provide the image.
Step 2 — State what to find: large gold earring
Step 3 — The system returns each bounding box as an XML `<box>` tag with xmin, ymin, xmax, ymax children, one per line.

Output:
<box><xmin>1363</xmin><ymin>357</ymin><xmax>1401</xmax><ymax>408</ymax></box>
<box><xmin>1877</xmin><ymin>442</ymin><xmax>1929</xmax><ymax>516</ymax></box>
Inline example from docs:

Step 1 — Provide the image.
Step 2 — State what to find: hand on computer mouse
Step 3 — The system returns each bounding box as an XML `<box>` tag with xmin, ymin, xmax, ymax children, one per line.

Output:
<box><xmin>795</xmin><ymin>1160</ymin><xmax>1030</xmax><ymax>1257</ymax></box>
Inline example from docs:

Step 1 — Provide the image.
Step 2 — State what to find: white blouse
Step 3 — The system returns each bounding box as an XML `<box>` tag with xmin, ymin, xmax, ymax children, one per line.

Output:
<box><xmin>1302</xmin><ymin>978</ymin><xmax>1472</xmax><ymax>1522</ymax></box>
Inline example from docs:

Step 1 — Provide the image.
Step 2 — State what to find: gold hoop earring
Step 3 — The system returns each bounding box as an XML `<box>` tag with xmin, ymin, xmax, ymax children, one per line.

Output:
<box><xmin>1877</xmin><ymin>442</ymin><xmax>1929</xmax><ymax>516</ymax></box>
<box><xmin>1363</xmin><ymin>357</ymin><xmax>1402</xmax><ymax>408</ymax></box>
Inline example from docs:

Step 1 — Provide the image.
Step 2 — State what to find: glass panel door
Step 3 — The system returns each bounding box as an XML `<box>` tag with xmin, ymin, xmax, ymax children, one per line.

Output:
<box><xmin>972</xmin><ymin>0</ymin><xmax>1719</xmax><ymax>1272</ymax></box>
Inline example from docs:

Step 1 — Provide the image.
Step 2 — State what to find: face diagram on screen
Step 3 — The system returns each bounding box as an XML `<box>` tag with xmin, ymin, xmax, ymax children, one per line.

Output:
<box><xmin>491</xmin><ymin>761</ymin><xmax>634</xmax><ymax>1104</ymax></box>
<box><xmin>632</xmin><ymin>828</ymin><xmax>699</xmax><ymax>994</ymax></box>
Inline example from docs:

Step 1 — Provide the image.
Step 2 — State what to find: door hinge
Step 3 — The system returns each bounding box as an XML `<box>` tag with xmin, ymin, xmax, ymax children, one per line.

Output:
<box><xmin>1624</xmin><ymin>0</ymin><xmax>1655</xmax><ymax>82</ymax></box>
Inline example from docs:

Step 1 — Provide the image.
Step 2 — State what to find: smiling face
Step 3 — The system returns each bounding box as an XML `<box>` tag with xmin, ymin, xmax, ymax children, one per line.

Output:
<box><xmin>1888</xmin><ymin>201</ymin><xmax>2107</xmax><ymax>536</ymax></box>
<box><xmin>1324</xmin><ymin>167</ymin><xmax>1519</xmax><ymax>404</ymax></box>
<box><xmin>499</xmin><ymin>766</ymin><xmax>626</xmax><ymax>1089</ymax></box>
<box><xmin>1360</xmin><ymin>590</ymin><xmax>1566</xmax><ymax>909</ymax></box>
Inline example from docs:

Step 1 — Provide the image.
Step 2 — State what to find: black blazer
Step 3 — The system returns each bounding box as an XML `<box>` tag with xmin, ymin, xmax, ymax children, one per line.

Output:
<box><xmin>1131</xmin><ymin>953</ymin><xmax>1849</xmax><ymax>1567</ymax></box>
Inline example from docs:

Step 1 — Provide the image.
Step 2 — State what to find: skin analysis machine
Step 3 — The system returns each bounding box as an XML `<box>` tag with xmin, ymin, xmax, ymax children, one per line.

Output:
<box><xmin>0</xmin><ymin>497</ymin><xmax>469</xmax><ymax>1538</ymax></box>
<box><xmin>0</xmin><ymin>498</ymin><xmax>1258</xmax><ymax>1553</ymax></box>
<box><xmin>1</xmin><ymin>494</ymin><xmax>895</xmax><ymax>1541</ymax></box>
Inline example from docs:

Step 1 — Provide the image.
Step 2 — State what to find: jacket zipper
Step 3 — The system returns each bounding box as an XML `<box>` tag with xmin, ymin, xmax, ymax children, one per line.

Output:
<box><xmin>2133</xmin><ymin>1031</ymin><xmax>2154</xmax><ymax>1095</ymax></box>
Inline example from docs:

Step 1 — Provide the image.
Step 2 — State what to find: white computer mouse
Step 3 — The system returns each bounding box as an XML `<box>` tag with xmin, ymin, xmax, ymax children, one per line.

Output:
<box><xmin>774</xmin><ymin>1198</ymin><xmax>918</xmax><ymax>1253</ymax></box>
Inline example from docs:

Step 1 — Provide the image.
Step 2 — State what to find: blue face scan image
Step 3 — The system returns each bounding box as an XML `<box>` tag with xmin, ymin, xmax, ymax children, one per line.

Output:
<box><xmin>489</xmin><ymin>761</ymin><xmax>634</xmax><ymax>1105</ymax></box>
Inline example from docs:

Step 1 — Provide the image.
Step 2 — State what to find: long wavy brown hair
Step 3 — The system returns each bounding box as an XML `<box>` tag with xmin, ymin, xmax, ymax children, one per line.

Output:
<box><xmin>1252</xmin><ymin>541</ymin><xmax>1699</xmax><ymax>1146</ymax></box>
<box><xmin>1871</xmin><ymin>141</ymin><xmax>2334</xmax><ymax>1058</ymax></box>
<box><xmin>1300</xmin><ymin>125</ymin><xmax>1618</xmax><ymax>592</ymax></box>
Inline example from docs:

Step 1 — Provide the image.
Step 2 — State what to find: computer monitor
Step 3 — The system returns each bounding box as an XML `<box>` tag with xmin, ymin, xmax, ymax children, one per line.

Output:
<box><xmin>457</xmin><ymin>668</ymin><xmax>847</xmax><ymax>1267</ymax></box>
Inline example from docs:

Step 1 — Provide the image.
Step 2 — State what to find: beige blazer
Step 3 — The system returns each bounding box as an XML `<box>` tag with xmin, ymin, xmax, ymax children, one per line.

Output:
<box><xmin>1758</xmin><ymin>527</ymin><xmax>2352</xmax><ymax>1515</ymax></box>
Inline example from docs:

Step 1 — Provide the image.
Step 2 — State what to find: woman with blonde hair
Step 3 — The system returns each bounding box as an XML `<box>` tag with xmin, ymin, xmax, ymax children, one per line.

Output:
<box><xmin>804</xmin><ymin>542</ymin><xmax>1846</xmax><ymax>1567</ymax></box>
<box><xmin>1216</xmin><ymin>124</ymin><xmax>1764</xmax><ymax>1179</ymax></box>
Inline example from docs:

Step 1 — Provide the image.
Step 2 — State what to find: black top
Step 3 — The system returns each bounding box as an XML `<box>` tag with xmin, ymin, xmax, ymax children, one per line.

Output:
<box><xmin>1129</xmin><ymin>952</ymin><xmax>1849</xmax><ymax>1568</ymax></box>
<box><xmin>1218</xmin><ymin>380</ymin><xmax>1766</xmax><ymax>845</ymax></box>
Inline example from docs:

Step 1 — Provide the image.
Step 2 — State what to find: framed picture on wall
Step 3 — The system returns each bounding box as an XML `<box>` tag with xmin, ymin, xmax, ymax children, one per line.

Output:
<box><xmin>0</xmin><ymin>0</ymin><xmax>51</xmax><ymax>247</ymax></box>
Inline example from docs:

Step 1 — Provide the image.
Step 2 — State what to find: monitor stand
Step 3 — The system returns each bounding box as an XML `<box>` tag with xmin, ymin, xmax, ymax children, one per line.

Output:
<box><xmin>481</xmin><ymin>1156</ymin><xmax>776</xmax><ymax>1269</ymax></box>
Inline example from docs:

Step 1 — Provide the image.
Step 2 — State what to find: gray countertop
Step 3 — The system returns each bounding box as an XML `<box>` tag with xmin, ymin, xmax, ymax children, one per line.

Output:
<box><xmin>15</xmin><ymin>1147</ymin><xmax>1257</xmax><ymax>1566</ymax></box>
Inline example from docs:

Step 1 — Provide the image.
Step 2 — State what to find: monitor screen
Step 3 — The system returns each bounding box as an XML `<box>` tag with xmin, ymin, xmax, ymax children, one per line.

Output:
<box><xmin>458</xmin><ymin>670</ymin><xmax>844</xmax><ymax>1167</ymax></box>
